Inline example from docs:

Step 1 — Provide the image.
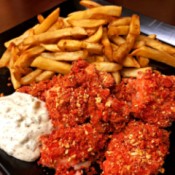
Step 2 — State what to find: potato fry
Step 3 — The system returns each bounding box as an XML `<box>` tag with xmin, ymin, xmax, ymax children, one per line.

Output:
<box><xmin>101</xmin><ymin>28</ymin><xmax>113</xmax><ymax>61</ymax></box>
<box><xmin>84</xmin><ymin>26</ymin><xmax>103</xmax><ymax>42</ymax></box>
<box><xmin>40</xmin><ymin>44</ymin><xmax>60</xmax><ymax>52</ymax></box>
<box><xmin>86</xmin><ymin>55</ymin><xmax>106</xmax><ymax>63</ymax></box>
<box><xmin>37</xmin><ymin>14</ymin><xmax>45</xmax><ymax>23</ymax></box>
<box><xmin>93</xmin><ymin>62</ymin><xmax>122</xmax><ymax>72</ymax></box>
<box><xmin>121</xmin><ymin>67</ymin><xmax>152</xmax><ymax>77</ymax></box>
<box><xmin>68</xmin><ymin>5</ymin><xmax>122</xmax><ymax>20</ymax></box>
<box><xmin>47</xmin><ymin>18</ymin><xmax>65</xmax><ymax>31</ymax></box>
<box><xmin>122</xmin><ymin>55</ymin><xmax>140</xmax><ymax>68</ymax></box>
<box><xmin>57</xmin><ymin>39</ymin><xmax>102</xmax><ymax>54</ymax></box>
<box><xmin>41</xmin><ymin>50</ymin><xmax>88</xmax><ymax>61</ymax></box>
<box><xmin>110</xmin><ymin>36</ymin><xmax>126</xmax><ymax>45</ymax></box>
<box><xmin>8</xmin><ymin>44</ymin><xmax>20</xmax><ymax>69</ymax></box>
<box><xmin>68</xmin><ymin>19</ymin><xmax>107</xmax><ymax>28</ymax></box>
<box><xmin>137</xmin><ymin>56</ymin><xmax>149</xmax><ymax>67</ymax></box>
<box><xmin>20</xmin><ymin>69</ymin><xmax>43</xmax><ymax>85</ymax></box>
<box><xmin>131</xmin><ymin>46</ymin><xmax>175</xmax><ymax>67</ymax></box>
<box><xmin>23</xmin><ymin>27</ymin><xmax>87</xmax><ymax>46</ymax></box>
<box><xmin>58</xmin><ymin>39</ymin><xmax>84</xmax><ymax>51</ymax></box>
<box><xmin>31</xmin><ymin>56</ymin><xmax>71</xmax><ymax>74</ymax></box>
<box><xmin>35</xmin><ymin>70</ymin><xmax>55</xmax><ymax>82</ymax></box>
<box><xmin>34</xmin><ymin>8</ymin><xmax>60</xmax><ymax>34</ymax></box>
<box><xmin>112</xmin><ymin>71</ymin><xmax>121</xmax><ymax>84</ymax></box>
<box><xmin>111</xmin><ymin>43</ymin><xmax>119</xmax><ymax>51</ymax></box>
<box><xmin>113</xmin><ymin>14</ymin><xmax>140</xmax><ymax>63</ymax></box>
<box><xmin>9</xmin><ymin>68</ymin><xmax>21</xmax><ymax>89</ymax></box>
<box><xmin>85</xmin><ymin>28</ymin><xmax>97</xmax><ymax>36</ymax></box>
<box><xmin>137</xmin><ymin>35</ymin><xmax>175</xmax><ymax>54</ymax></box>
<box><xmin>80</xmin><ymin>0</ymin><xmax>101</xmax><ymax>8</ymax></box>
<box><xmin>108</xmin><ymin>26</ymin><xmax>129</xmax><ymax>36</ymax></box>
<box><xmin>133</xmin><ymin>40</ymin><xmax>145</xmax><ymax>49</ymax></box>
<box><xmin>148</xmin><ymin>34</ymin><xmax>156</xmax><ymax>39</ymax></box>
<box><xmin>129</xmin><ymin>14</ymin><xmax>140</xmax><ymax>36</ymax></box>
<box><xmin>109</xmin><ymin>17</ymin><xmax>131</xmax><ymax>26</ymax></box>
<box><xmin>14</xmin><ymin>46</ymin><xmax>45</xmax><ymax>68</ymax></box>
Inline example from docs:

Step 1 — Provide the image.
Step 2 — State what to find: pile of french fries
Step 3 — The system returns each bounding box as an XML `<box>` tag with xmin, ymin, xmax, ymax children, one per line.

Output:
<box><xmin>1</xmin><ymin>0</ymin><xmax>175</xmax><ymax>89</ymax></box>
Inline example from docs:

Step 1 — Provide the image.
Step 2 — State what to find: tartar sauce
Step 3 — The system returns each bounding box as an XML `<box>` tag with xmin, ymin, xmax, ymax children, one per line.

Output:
<box><xmin>0</xmin><ymin>92</ymin><xmax>53</xmax><ymax>162</ymax></box>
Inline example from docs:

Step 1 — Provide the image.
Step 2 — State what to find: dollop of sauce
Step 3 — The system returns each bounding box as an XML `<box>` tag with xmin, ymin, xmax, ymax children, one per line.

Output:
<box><xmin>0</xmin><ymin>92</ymin><xmax>53</xmax><ymax>162</ymax></box>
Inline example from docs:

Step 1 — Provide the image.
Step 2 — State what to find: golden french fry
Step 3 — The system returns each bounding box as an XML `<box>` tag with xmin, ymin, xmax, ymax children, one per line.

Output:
<box><xmin>137</xmin><ymin>35</ymin><xmax>175</xmax><ymax>54</ymax></box>
<box><xmin>34</xmin><ymin>8</ymin><xmax>60</xmax><ymax>34</ymax></box>
<box><xmin>8</xmin><ymin>44</ymin><xmax>20</xmax><ymax>69</ymax></box>
<box><xmin>113</xmin><ymin>14</ymin><xmax>140</xmax><ymax>63</ymax></box>
<box><xmin>79</xmin><ymin>0</ymin><xmax>101</xmax><ymax>8</ymax></box>
<box><xmin>137</xmin><ymin>56</ymin><xmax>149</xmax><ymax>67</ymax></box>
<box><xmin>108</xmin><ymin>25</ymin><xmax>129</xmax><ymax>36</ymax></box>
<box><xmin>37</xmin><ymin>14</ymin><xmax>45</xmax><ymax>23</ymax></box>
<box><xmin>122</xmin><ymin>55</ymin><xmax>140</xmax><ymax>68</ymax></box>
<box><xmin>20</xmin><ymin>69</ymin><xmax>43</xmax><ymax>85</ymax></box>
<box><xmin>31</xmin><ymin>56</ymin><xmax>71</xmax><ymax>74</ymax></box>
<box><xmin>148</xmin><ymin>34</ymin><xmax>156</xmax><ymax>39</ymax></box>
<box><xmin>101</xmin><ymin>28</ymin><xmax>113</xmax><ymax>61</ymax></box>
<box><xmin>14</xmin><ymin>46</ymin><xmax>45</xmax><ymax>68</ymax></box>
<box><xmin>35</xmin><ymin>70</ymin><xmax>55</xmax><ymax>82</ymax></box>
<box><xmin>86</xmin><ymin>55</ymin><xmax>106</xmax><ymax>63</ymax></box>
<box><xmin>62</xmin><ymin>18</ymin><xmax>72</xmax><ymax>28</ymax></box>
<box><xmin>111</xmin><ymin>43</ymin><xmax>119</xmax><ymax>51</ymax></box>
<box><xmin>85</xmin><ymin>28</ymin><xmax>97</xmax><ymax>36</ymax></box>
<box><xmin>112</xmin><ymin>71</ymin><xmax>121</xmax><ymax>84</ymax></box>
<box><xmin>40</xmin><ymin>44</ymin><xmax>60</xmax><ymax>52</ymax></box>
<box><xmin>85</xmin><ymin>42</ymin><xmax>103</xmax><ymax>54</ymax></box>
<box><xmin>9</xmin><ymin>68</ymin><xmax>21</xmax><ymax>89</ymax></box>
<box><xmin>47</xmin><ymin>18</ymin><xmax>64</xmax><ymax>31</ymax></box>
<box><xmin>90</xmin><ymin>14</ymin><xmax>117</xmax><ymax>23</ymax></box>
<box><xmin>93</xmin><ymin>62</ymin><xmax>122</xmax><ymax>72</ymax></box>
<box><xmin>84</xmin><ymin>26</ymin><xmax>103</xmax><ymax>42</ymax></box>
<box><xmin>68</xmin><ymin>19</ymin><xmax>107</xmax><ymax>28</ymax></box>
<box><xmin>23</xmin><ymin>27</ymin><xmax>87</xmax><ymax>46</ymax></box>
<box><xmin>121</xmin><ymin>67</ymin><xmax>152</xmax><ymax>77</ymax></box>
<box><xmin>133</xmin><ymin>40</ymin><xmax>145</xmax><ymax>49</ymax></box>
<box><xmin>129</xmin><ymin>14</ymin><xmax>140</xmax><ymax>36</ymax></box>
<box><xmin>109</xmin><ymin>17</ymin><xmax>131</xmax><ymax>26</ymax></box>
<box><xmin>110</xmin><ymin>35</ymin><xmax>126</xmax><ymax>45</ymax></box>
<box><xmin>57</xmin><ymin>39</ymin><xmax>102</xmax><ymax>54</ymax></box>
<box><xmin>113</xmin><ymin>42</ymin><xmax>130</xmax><ymax>63</ymax></box>
<box><xmin>58</xmin><ymin>39</ymin><xmax>84</xmax><ymax>51</ymax></box>
<box><xmin>131</xmin><ymin>46</ymin><xmax>175</xmax><ymax>67</ymax></box>
<box><xmin>41</xmin><ymin>50</ymin><xmax>88</xmax><ymax>61</ymax></box>
<box><xmin>68</xmin><ymin>5</ymin><xmax>122</xmax><ymax>20</ymax></box>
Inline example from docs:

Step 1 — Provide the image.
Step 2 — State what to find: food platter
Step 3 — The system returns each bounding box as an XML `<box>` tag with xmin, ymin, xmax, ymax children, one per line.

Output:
<box><xmin>1</xmin><ymin>0</ymin><xmax>175</xmax><ymax>175</ymax></box>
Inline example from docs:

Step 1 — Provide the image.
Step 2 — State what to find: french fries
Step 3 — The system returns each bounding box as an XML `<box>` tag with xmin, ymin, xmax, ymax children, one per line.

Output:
<box><xmin>31</xmin><ymin>56</ymin><xmax>71</xmax><ymax>74</ymax></box>
<box><xmin>131</xmin><ymin>46</ymin><xmax>175</xmax><ymax>67</ymax></box>
<box><xmin>67</xmin><ymin>5</ymin><xmax>122</xmax><ymax>20</ymax></box>
<box><xmin>1</xmin><ymin>0</ymin><xmax>175</xmax><ymax>89</ymax></box>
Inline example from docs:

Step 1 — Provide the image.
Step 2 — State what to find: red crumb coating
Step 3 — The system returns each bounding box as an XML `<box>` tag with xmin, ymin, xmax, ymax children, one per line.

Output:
<box><xmin>45</xmin><ymin>59</ymin><xmax>129</xmax><ymax>131</ymax></box>
<box><xmin>39</xmin><ymin>124</ymin><xmax>107</xmax><ymax>175</ymax></box>
<box><xmin>17</xmin><ymin>76</ymin><xmax>58</xmax><ymax>101</ymax></box>
<box><xmin>102</xmin><ymin>120</ymin><xmax>170</xmax><ymax>175</ymax></box>
<box><xmin>116</xmin><ymin>70</ymin><xmax>175</xmax><ymax>127</ymax></box>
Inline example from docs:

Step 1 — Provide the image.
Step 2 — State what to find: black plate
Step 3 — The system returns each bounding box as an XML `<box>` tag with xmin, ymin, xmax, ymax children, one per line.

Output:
<box><xmin>1</xmin><ymin>0</ymin><xmax>175</xmax><ymax>175</ymax></box>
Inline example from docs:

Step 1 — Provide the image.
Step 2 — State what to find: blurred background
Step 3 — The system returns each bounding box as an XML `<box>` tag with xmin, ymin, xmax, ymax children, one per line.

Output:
<box><xmin>0</xmin><ymin>0</ymin><xmax>175</xmax><ymax>33</ymax></box>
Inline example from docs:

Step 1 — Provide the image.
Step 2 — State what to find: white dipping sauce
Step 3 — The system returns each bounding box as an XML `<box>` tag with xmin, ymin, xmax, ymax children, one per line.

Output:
<box><xmin>0</xmin><ymin>92</ymin><xmax>53</xmax><ymax>162</ymax></box>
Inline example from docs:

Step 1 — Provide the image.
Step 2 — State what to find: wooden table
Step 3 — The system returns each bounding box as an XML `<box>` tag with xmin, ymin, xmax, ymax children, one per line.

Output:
<box><xmin>108</xmin><ymin>0</ymin><xmax>175</xmax><ymax>26</ymax></box>
<box><xmin>0</xmin><ymin>0</ymin><xmax>65</xmax><ymax>33</ymax></box>
<box><xmin>0</xmin><ymin>0</ymin><xmax>175</xmax><ymax>34</ymax></box>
